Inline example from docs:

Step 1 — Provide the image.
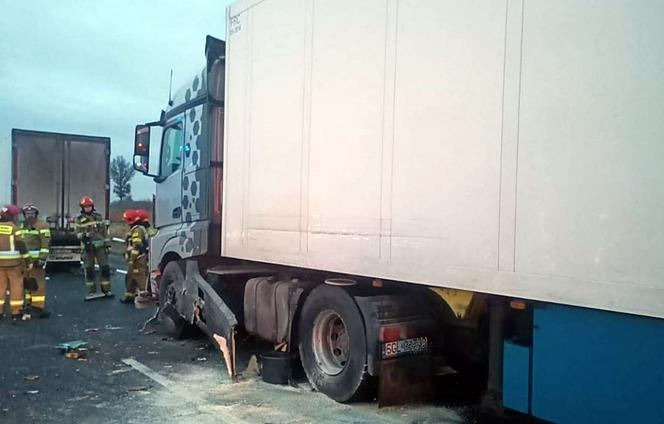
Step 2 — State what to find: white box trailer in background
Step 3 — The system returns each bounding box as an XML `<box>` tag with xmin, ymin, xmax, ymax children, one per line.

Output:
<box><xmin>12</xmin><ymin>129</ymin><xmax>110</xmax><ymax>263</ymax></box>
<box><xmin>133</xmin><ymin>1</ymin><xmax>664</xmax><ymax>422</ymax></box>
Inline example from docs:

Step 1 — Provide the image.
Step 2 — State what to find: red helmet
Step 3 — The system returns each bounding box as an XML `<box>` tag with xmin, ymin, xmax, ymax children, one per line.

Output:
<box><xmin>135</xmin><ymin>209</ymin><xmax>150</xmax><ymax>223</ymax></box>
<box><xmin>80</xmin><ymin>196</ymin><xmax>94</xmax><ymax>208</ymax></box>
<box><xmin>122</xmin><ymin>209</ymin><xmax>141</xmax><ymax>225</ymax></box>
<box><xmin>1</xmin><ymin>204</ymin><xmax>21</xmax><ymax>219</ymax></box>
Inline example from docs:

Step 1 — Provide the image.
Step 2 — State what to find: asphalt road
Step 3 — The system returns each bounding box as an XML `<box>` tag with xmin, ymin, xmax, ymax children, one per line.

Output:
<box><xmin>0</xmin><ymin>256</ymin><xmax>470</xmax><ymax>424</ymax></box>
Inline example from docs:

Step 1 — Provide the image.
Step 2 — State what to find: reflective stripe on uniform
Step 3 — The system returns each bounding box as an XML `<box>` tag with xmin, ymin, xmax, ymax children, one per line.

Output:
<box><xmin>16</xmin><ymin>229</ymin><xmax>40</xmax><ymax>236</ymax></box>
<box><xmin>0</xmin><ymin>225</ymin><xmax>12</xmax><ymax>235</ymax></box>
<box><xmin>29</xmin><ymin>250</ymin><xmax>41</xmax><ymax>259</ymax></box>
<box><xmin>0</xmin><ymin>250</ymin><xmax>22</xmax><ymax>259</ymax></box>
<box><xmin>31</xmin><ymin>295</ymin><xmax>46</xmax><ymax>302</ymax></box>
<box><xmin>40</xmin><ymin>229</ymin><xmax>51</xmax><ymax>237</ymax></box>
<box><xmin>40</xmin><ymin>248</ymin><xmax>49</xmax><ymax>254</ymax></box>
<box><xmin>10</xmin><ymin>300</ymin><xmax>23</xmax><ymax>306</ymax></box>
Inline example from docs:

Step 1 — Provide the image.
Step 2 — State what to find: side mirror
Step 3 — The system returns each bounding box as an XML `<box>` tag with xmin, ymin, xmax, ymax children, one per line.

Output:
<box><xmin>134</xmin><ymin>125</ymin><xmax>151</xmax><ymax>174</ymax></box>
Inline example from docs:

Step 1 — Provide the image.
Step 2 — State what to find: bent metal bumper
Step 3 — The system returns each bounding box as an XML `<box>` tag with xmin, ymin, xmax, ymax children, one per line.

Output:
<box><xmin>184</xmin><ymin>261</ymin><xmax>239</xmax><ymax>381</ymax></box>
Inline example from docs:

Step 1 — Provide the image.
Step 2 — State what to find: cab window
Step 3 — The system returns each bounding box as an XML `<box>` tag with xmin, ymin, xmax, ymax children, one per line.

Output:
<box><xmin>160</xmin><ymin>122</ymin><xmax>184</xmax><ymax>177</ymax></box>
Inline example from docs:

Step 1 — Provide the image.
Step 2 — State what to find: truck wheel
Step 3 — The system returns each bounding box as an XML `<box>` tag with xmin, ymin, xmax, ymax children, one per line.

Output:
<box><xmin>159</xmin><ymin>261</ymin><xmax>187</xmax><ymax>339</ymax></box>
<box><xmin>298</xmin><ymin>285</ymin><xmax>373</xmax><ymax>402</ymax></box>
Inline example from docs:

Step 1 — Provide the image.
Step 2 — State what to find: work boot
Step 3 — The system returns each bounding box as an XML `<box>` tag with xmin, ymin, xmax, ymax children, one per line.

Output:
<box><xmin>120</xmin><ymin>293</ymin><xmax>135</xmax><ymax>304</ymax></box>
<box><xmin>86</xmin><ymin>281</ymin><xmax>97</xmax><ymax>295</ymax></box>
<box><xmin>33</xmin><ymin>308</ymin><xmax>50</xmax><ymax>319</ymax></box>
<box><xmin>100</xmin><ymin>280</ymin><xmax>112</xmax><ymax>296</ymax></box>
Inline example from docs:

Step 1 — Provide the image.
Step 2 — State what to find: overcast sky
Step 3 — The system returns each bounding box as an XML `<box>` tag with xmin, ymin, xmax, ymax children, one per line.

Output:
<box><xmin>0</xmin><ymin>0</ymin><xmax>233</xmax><ymax>202</ymax></box>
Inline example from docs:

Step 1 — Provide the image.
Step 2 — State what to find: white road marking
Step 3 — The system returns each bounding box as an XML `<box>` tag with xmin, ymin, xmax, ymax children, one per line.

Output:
<box><xmin>121</xmin><ymin>358</ymin><xmax>253</xmax><ymax>424</ymax></box>
<box><xmin>121</xmin><ymin>358</ymin><xmax>174</xmax><ymax>388</ymax></box>
<box><xmin>116</xmin><ymin>269</ymin><xmax>128</xmax><ymax>275</ymax></box>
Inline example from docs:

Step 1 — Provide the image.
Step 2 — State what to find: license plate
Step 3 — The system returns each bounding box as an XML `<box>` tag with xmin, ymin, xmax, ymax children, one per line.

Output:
<box><xmin>381</xmin><ymin>336</ymin><xmax>428</xmax><ymax>359</ymax></box>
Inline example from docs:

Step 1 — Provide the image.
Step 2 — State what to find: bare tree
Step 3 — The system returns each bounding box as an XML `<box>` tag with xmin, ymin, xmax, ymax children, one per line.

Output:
<box><xmin>110</xmin><ymin>156</ymin><xmax>135</xmax><ymax>201</ymax></box>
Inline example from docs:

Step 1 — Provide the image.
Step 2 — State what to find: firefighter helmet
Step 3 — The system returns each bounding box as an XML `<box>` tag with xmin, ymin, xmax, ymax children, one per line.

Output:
<box><xmin>79</xmin><ymin>196</ymin><xmax>94</xmax><ymax>208</ymax></box>
<box><xmin>22</xmin><ymin>203</ymin><xmax>39</xmax><ymax>216</ymax></box>
<box><xmin>122</xmin><ymin>209</ymin><xmax>141</xmax><ymax>225</ymax></box>
<box><xmin>1</xmin><ymin>204</ymin><xmax>21</xmax><ymax>219</ymax></box>
<box><xmin>135</xmin><ymin>209</ymin><xmax>150</xmax><ymax>223</ymax></box>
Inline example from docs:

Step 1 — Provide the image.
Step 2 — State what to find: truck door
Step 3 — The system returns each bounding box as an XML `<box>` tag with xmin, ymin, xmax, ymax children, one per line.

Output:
<box><xmin>181</xmin><ymin>103</ymin><xmax>208</xmax><ymax>223</ymax></box>
<box><xmin>155</xmin><ymin>116</ymin><xmax>185</xmax><ymax>229</ymax></box>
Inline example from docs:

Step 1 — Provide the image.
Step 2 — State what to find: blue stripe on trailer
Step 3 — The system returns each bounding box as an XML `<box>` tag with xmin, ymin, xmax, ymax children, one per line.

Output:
<box><xmin>502</xmin><ymin>341</ymin><xmax>530</xmax><ymax>414</ymax></box>
<box><xmin>522</xmin><ymin>304</ymin><xmax>664</xmax><ymax>423</ymax></box>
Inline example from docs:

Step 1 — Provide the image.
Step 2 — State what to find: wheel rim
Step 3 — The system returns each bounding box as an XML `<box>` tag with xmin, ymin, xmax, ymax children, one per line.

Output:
<box><xmin>312</xmin><ymin>310</ymin><xmax>350</xmax><ymax>376</ymax></box>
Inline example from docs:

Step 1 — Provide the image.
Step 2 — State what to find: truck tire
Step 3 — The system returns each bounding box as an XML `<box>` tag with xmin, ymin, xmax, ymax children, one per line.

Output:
<box><xmin>159</xmin><ymin>261</ymin><xmax>187</xmax><ymax>339</ymax></box>
<box><xmin>298</xmin><ymin>284</ymin><xmax>373</xmax><ymax>402</ymax></box>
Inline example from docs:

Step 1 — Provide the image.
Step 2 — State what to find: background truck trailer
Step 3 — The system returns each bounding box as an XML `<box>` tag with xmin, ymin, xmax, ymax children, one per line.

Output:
<box><xmin>133</xmin><ymin>0</ymin><xmax>664</xmax><ymax>422</ymax></box>
<box><xmin>12</xmin><ymin>129</ymin><xmax>110</xmax><ymax>263</ymax></box>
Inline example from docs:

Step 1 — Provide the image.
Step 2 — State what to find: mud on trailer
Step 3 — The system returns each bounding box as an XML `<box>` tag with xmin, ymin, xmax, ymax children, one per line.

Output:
<box><xmin>132</xmin><ymin>1</ymin><xmax>664</xmax><ymax>422</ymax></box>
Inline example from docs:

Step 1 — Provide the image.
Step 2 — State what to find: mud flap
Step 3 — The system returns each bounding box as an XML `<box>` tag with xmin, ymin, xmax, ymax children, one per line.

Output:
<box><xmin>185</xmin><ymin>261</ymin><xmax>239</xmax><ymax>381</ymax></box>
<box><xmin>378</xmin><ymin>355</ymin><xmax>433</xmax><ymax>407</ymax></box>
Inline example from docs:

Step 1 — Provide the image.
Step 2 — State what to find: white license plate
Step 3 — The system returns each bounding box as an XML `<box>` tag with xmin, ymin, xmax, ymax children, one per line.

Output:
<box><xmin>381</xmin><ymin>337</ymin><xmax>428</xmax><ymax>359</ymax></box>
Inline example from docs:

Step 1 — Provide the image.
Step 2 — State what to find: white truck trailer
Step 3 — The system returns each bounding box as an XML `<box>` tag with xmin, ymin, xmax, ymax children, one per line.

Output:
<box><xmin>133</xmin><ymin>1</ymin><xmax>664</xmax><ymax>422</ymax></box>
<box><xmin>12</xmin><ymin>129</ymin><xmax>110</xmax><ymax>263</ymax></box>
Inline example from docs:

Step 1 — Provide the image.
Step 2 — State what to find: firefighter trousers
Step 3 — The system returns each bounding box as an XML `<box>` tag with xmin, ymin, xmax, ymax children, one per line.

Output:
<box><xmin>82</xmin><ymin>245</ymin><xmax>110</xmax><ymax>294</ymax></box>
<box><xmin>25</xmin><ymin>263</ymin><xmax>46</xmax><ymax>310</ymax></box>
<box><xmin>124</xmin><ymin>255</ymin><xmax>148</xmax><ymax>299</ymax></box>
<box><xmin>0</xmin><ymin>265</ymin><xmax>24</xmax><ymax>316</ymax></box>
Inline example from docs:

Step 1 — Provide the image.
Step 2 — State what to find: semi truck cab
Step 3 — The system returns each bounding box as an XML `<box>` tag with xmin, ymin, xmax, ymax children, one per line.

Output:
<box><xmin>134</xmin><ymin>36</ymin><xmax>225</xmax><ymax>272</ymax></box>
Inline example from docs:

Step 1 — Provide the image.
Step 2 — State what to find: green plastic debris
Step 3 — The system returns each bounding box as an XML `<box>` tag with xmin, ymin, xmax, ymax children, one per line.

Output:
<box><xmin>56</xmin><ymin>340</ymin><xmax>88</xmax><ymax>352</ymax></box>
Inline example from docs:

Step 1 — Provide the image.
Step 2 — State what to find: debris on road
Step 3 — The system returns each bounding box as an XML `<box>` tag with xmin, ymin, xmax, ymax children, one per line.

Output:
<box><xmin>107</xmin><ymin>368</ymin><xmax>132</xmax><ymax>376</ymax></box>
<box><xmin>245</xmin><ymin>355</ymin><xmax>260</xmax><ymax>377</ymax></box>
<box><xmin>25</xmin><ymin>390</ymin><xmax>39</xmax><ymax>395</ymax></box>
<box><xmin>24</xmin><ymin>375</ymin><xmax>39</xmax><ymax>382</ymax></box>
<box><xmin>84</xmin><ymin>328</ymin><xmax>100</xmax><ymax>332</ymax></box>
<box><xmin>65</xmin><ymin>351</ymin><xmax>87</xmax><ymax>360</ymax></box>
<box><xmin>57</xmin><ymin>340</ymin><xmax>88</xmax><ymax>352</ymax></box>
<box><xmin>104</xmin><ymin>325</ymin><xmax>124</xmax><ymax>330</ymax></box>
<box><xmin>66</xmin><ymin>395</ymin><xmax>90</xmax><ymax>402</ymax></box>
<box><xmin>128</xmin><ymin>386</ymin><xmax>149</xmax><ymax>392</ymax></box>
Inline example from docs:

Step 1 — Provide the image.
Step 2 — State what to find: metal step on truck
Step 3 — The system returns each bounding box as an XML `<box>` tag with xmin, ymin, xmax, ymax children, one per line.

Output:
<box><xmin>12</xmin><ymin>129</ymin><xmax>110</xmax><ymax>266</ymax></box>
<box><xmin>132</xmin><ymin>1</ymin><xmax>664</xmax><ymax>422</ymax></box>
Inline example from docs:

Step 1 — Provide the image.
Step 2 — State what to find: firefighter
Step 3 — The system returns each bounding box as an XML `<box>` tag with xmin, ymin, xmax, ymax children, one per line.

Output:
<box><xmin>74</xmin><ymin>196</ymin><xmax>112</xmax><ymax>299</ymax></box>
<box><xmin>0</xmin><ymin>204</ymin><xmax>30</xmax><ymax>321</ymax></box>
<box><xmin>18</xmin><ymin>203</ymin><xmax>51</xmax><ymax>318</ymax></box>
<box><xmin>120</xmin><ymin>209</ymin><xmax>149</xmax><ymax>303</ymax></box>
